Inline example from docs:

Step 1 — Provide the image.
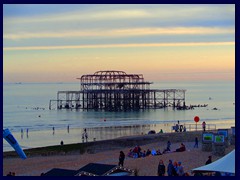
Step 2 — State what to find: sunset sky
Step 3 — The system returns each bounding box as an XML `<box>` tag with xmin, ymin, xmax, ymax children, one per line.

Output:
<box><xmin>3</xmin><ymin>4</ymin><xmax>235</xmax><ymax>82</ymax></box>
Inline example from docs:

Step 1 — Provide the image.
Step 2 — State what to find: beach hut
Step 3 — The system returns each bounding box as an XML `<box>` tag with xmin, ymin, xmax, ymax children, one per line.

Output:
<box><xmin>76</xmin><ymin>163</ymin><xmax>134</xmax><ymax>176</ymax></box>
<box><xmin>191</xmin><ymin>149</ymin><xmax>235</xmax><ymax>175</ymax></box>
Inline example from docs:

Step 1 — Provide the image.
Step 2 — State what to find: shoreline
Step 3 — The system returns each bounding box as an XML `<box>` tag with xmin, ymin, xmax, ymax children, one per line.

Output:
<box><xmin>3</xmin><ymin>130</ymin><xmax>235</xmax><ymax>176</ymax></box>
<box><xmin>3</xmin><ymin>129</ymin><xmax>223</xmax><ymax>157</ymax></box>
<box><xmin>3</xmin><ymin>120</ymin><xmax>235</xmax><ymax>152</ymax></box>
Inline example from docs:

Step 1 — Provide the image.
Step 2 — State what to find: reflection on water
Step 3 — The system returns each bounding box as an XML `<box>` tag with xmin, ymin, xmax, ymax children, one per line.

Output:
<box><xmin>3</xmin><ymin>120</ymin><xmax>234</xmax><ymax>152</ymax></box>
<box><xmin>3</xmin><ymin>123</ymin><xmax>172</xmax><ymax>152</ymax></box>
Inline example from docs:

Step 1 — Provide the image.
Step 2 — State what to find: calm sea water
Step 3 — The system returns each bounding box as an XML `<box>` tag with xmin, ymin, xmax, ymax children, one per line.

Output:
<box><xmin>3</xmin><ymin>81</ymin><xmax>235</xmax><ymax>151</ymax></box>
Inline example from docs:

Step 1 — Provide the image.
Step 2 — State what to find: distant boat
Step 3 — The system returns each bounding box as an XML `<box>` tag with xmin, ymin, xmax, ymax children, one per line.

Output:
<box><xmin>15</xmin><ymin>82</ymin><xmax>22</xmax><ymax>84</ymax></box>
<box><xmin>209</xmin><ymin>97</ymin><xmax>212</xmax><ymax>100</ymax></box>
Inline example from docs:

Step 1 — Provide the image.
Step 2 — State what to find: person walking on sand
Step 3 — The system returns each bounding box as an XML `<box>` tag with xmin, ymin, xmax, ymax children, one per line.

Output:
<box><xmin>194</xmin><ymin>137</ymin><xmax>199</xmax><ymax>148</ymax></box>
<box><xmin>118</xmin><ymin>151</ymin><xmax>125</xmax><ymax>166</ymax></box>
<box><xmin>202</xmin><ymin>121</ymin><xmax>206</xmax><ymax>131</ymax></box>
<box><xmin>157</xmin><ymin>159</ymin><xmax>166</xmax><ymax>176</ymax></box>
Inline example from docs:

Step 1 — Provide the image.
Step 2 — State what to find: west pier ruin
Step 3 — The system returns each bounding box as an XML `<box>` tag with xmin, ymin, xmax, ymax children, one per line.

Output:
<box><xmin>49</xmin><ymin>70</ymin><xmax>187</xmax><ymax>111</ymax></box>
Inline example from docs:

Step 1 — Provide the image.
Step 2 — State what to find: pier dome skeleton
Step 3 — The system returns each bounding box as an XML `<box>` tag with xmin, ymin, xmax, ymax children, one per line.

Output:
<box><xmin>49</xmin><ymin>70</ymin><xmax>186</xmax><ymax>111</ymax></box>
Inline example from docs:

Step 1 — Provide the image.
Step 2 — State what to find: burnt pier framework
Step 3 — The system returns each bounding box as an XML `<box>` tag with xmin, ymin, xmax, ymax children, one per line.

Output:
<box><xmin>49</xmin><ymin>71</ymin><xmax>186</xmax><ymax>111</ymax></box>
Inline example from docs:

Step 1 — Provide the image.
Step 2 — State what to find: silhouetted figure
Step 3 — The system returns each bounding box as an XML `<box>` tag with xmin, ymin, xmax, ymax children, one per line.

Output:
<box><xmin>118</xmin><ymin>151</ymin><xmax>125</xmax><ymax>166</ymax></box>
<box><xmin>85</xmin><ymin>132</ymin><xmax>88</xmax><ymax>142</ymax></box>
<box><xmin>82</xmin><ymin>133</ymin><xmax>85</xmax><ymax>142</ymax></box>
<box><xmin>158</xmin><ymin>159</ymin><xmax>166</xmax><ymax>176</ymax></box>
<box><xmin>26</xmin><ymin>128</ymin><xmax>29</xmax><ymax>138</ymax></box>
<box><xmin>7</xmin><ymin>172</ymin><xmax>12</xmax><ymax>176</ymax></box>
<box><xmin>202</xmin><ymin>121</ymin><xmax>206</xmax><ymax>131</ymax></box>
<box><xmin>194</xmin><ymin>137</ymin><xmax>198</xmax><ymax>148</ymax></box>
<box><xmin>205</xmin><ymin>156</ymin><xmax>212</xmax><ymax>165</ymax></box>
<box><xmin>60</xmin><ymin>140</ymin><xmax>64</xmax><ymax>146</ymax></box>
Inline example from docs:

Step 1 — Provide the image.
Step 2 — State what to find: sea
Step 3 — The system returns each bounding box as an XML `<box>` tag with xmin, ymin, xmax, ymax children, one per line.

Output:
<box><xmin>3</xmin><ymin>81</ymin><xmax>235</xmax><ymax>152</ymax></box>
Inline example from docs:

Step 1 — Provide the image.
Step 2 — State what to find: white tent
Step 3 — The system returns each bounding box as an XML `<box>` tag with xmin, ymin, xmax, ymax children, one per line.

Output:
<box><xmin>192</xmin><ymin>150</ymin><xmax>235</xmax><ymax>174</ymax></box>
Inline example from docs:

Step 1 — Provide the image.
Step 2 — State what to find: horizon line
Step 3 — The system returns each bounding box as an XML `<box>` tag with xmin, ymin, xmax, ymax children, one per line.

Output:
<box><xmin>3</xmin><ymin>41</ymin><xmax>234</xmax><ymax>51</ymax></box>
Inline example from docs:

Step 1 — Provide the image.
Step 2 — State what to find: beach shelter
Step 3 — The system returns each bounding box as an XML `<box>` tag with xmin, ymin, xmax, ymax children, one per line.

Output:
<box><xmin>191</xmin><ymin>150</ymin><xmax>235</xmax><ymax>174</ymax></box>
<box><xmin>75</xmin><ymin>163</ymin><xmax>134</xmax><ymax>176</ymax></box>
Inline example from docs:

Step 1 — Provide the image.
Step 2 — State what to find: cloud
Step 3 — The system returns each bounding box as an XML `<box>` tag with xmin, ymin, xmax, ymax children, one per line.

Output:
<box><xmin>3</xmin><ymin>42</ymin><xmax>234</xmax><ymax>51</ymax></box>
<box><xmin>4</xmin><ymin>8</ymin><xmax>151</xmax><ymax>25</ymax></box>
<box><xmin>4</xmin><ymin>4</ymin><xmax>234</xmax><ymax>24</ymax></box>
<box><xmin>4</xmin><ymin>27</ymin><xmax>234</xmax><ymax>40</ymax></box>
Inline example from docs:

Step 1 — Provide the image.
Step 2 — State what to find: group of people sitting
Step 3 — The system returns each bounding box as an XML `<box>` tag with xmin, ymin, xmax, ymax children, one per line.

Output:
<box><xmin>128</xmin><ymin>141</ymin><xmax>186</xmax><ymax>158</ymax></box>
<box><xmin>127</xmin><ymin>145</ymin><xmax>162</xmax><ymax>158</ymax></box>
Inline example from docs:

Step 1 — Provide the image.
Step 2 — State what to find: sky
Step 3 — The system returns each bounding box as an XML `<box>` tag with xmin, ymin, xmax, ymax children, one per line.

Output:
<box><xmin>3</xmin><ymin>4</ymin><xmax>235</xmax><ymax>82</ymax></box>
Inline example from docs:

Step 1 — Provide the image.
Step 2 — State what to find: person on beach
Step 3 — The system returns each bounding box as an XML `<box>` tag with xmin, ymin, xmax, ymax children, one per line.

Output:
<box><xmin>137</xmin><ymin>145</ymin><xmax>141</xmax><ymax>157</ymax></box>
<box><xmin>163</xmin><ymin>141</ymin><xmax>171</xmax><ymax>154</ymax></box>
<box><xmin>202</xmin><ymin>121</ymin><xmax>206</xmax><ymax>131</ymax></box>
<box><xmin>156</xmin><ymin>149</ymin><xmax>162</xmax><ymax>155</ymax></box>
<box><xmin>175</xmin><ymin>123</ymin><xmax>179</xmax><ymax>132</ymax></box>
<box><xmin>167</xmin><ymin>160</ymin><xmax>177</xmax><ymax>176</ymax></box>
<box><xmin>205</xmin><ymin>156</ymin><xmax>212</xmax><ymax>165</ymax></box>
<box><xmin>82</xmin><ymin>133</ymin><xmax>85</xmax><ymax>142</ymax></box>
<box><xmin>157</xmin><ymin>159</ymin><xmax>166</xmax><ymax>176</ymax></box>
<box><xmin>173</xmin><ymin>161</ymin><xmax>178</xmax><ymax>174</ymax></box>
<box><xmin>194</xmin><ymin>137</ymin><xmax>199</xmax><ymax>148</ymax></box>
<box><xmin>85</xmin><ymin>132</ymin><xmax>88</xmax><ymax>142</ymax></box>
<box><xmin>151</xmin><ymin>148</ymin><xmax>157</xmax><ymax>156</ymax></box>
<box><xmin>26</xmin><ymin>128</ymin><xmax>29</xmax><ymax>138</ymax></box>
<box><xmin>180</xmin><ymin>125</ymin><xmax>183</xmax><ymax>132</ymax></box>
<box><xmin>128</xmin><ymin>149</ymin><xmax>133</xmax><ymax>158</ymax></box>
<box><xmin>118</xmin><ymin>151</ymin><xmax>125</xmax><ymax>166</ymax></box>
<box><xmin>142</xmin><ymin>150</ymin><xmax>146</xmax><ymax>157</ymax></box>
<box><xmin>60</xmin><ymin>140</ymin><xmax>64</xmax><ymax>146</ymax></box>
<box><xmin>21</xmin><ymin>129</ymin><xmax>23</xmax><ymax>139</ymax></box>
<box><xmin>177</xmin><ymin>162</ymin><xmax>185</xmax><ymax>176</ymax></box>
<box><xmin>146</xmin><ymin>149</ymin><xmax>151</xmax><ymax>156</ymax></box>
<box><xmin>6</xmin><ymin>172</ymin><xmax>12</xmax><ymax>176</ymax></box>
<box><xmin>176</xmin><ymin>143</ymin><xmax>186</xmax><ymax>152</ymax></box>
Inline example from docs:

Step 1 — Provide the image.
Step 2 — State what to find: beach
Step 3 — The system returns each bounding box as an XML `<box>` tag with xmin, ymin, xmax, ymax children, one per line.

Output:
<box><xmin>3</xmin><ymin>130</ymin><xmax>235</xmax><ymax>176</ymax></box>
